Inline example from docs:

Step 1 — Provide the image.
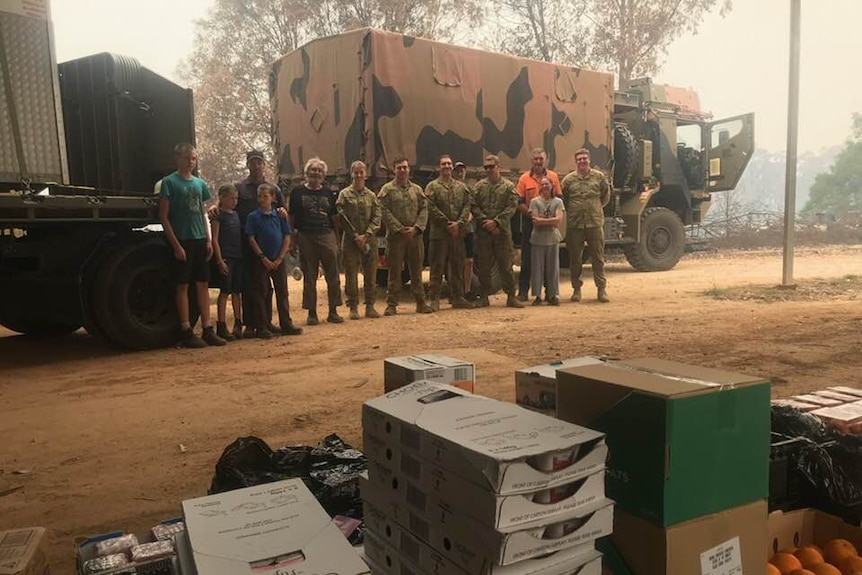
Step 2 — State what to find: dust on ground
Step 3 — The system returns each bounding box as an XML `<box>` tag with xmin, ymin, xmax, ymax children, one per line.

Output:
<box><xmin>0</xmin><ymin>245</ymin><xmax>861</xmax><ymax>574</ymax></box>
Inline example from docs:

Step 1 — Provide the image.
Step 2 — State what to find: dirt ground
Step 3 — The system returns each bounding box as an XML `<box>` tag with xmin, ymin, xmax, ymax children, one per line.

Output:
<box><xmin>1</xmin><ymin>245</ymin><xmax>861</xmax><ymax>574</ymax></box>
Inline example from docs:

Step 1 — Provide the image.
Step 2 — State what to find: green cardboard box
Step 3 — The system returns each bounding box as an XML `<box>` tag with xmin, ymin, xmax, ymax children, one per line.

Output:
<box><xmin>556</xmin><ymin>358</ymin><xmax>770</xmax><ymax>526</ymax></box>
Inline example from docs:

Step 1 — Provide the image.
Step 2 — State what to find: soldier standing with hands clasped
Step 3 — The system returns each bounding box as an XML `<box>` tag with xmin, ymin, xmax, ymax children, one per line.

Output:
<box><xmin>471</xmin><ymin>155</ymin><xmax>524</xmax><ymax>309</ymax></box>
<box><xmin>377</xmin><ymin>156</ymin><xmax>434</xmax><ymax>316</ymax></box>
<box><xmin>561</xmin><ymin>148</ymin><xmax>611</xmax><ymax>303</ymax></box>
<box><xmin>424</xmin><ymin>155</ymin><xmax>475</xmax><ymax>311</ymax></box>
<box><xmin>336</xmin><ymin>160</ymin><xmax>382</xmax><ymax>320</ymax></box>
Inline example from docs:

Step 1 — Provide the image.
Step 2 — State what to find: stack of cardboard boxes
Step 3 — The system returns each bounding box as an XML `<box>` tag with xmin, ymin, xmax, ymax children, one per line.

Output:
<box><xmin>774</xmin><ymin>386</ymin><xmax>862</xmax><ymax>434</ymax></box>
<box><xmin>361</xmin><ymin>381</ymin><xmax>614</xmax><ymax>575</ymax></box>
<box><xmin>553</xmin><ymin>358</ymin><xmax>772</xmax><ymax>574</ymax></box>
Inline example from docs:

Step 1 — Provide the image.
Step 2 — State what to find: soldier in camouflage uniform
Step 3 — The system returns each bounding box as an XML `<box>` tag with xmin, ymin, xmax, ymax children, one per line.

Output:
<box><xmin>378</xmin><ymin>156</ymin><xmax>434</xmax><ymax>316</ymax></box>
<box><xmin>561</xmin><ymin>148</ymin><xmax>611</xmax><ymax>303</ymax></box>
<box><xmin>471</xmin><ymin>155</ymin><xmax>525</xmax><ymax>308</ymax></box>
<box><xmin>336</xmin><ymin>161</ymin><xmax>382</xmax><ymax>320</ymax></box>
<box><xmin>424</xmin><ymin>155</ymin><xmax>475</xmax><ymax>311</ymax></box>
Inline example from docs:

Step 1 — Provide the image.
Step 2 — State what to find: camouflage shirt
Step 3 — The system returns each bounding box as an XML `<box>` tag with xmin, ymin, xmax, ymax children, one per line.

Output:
<box><xmin>423</xmin><ymin>178</ymin><xmax>472</xmax><ymax>240</ymax></box>
<box><xmin>561</xmin><ymin>168</ymin><xmax>610</xmax><ymax>229</ymax></box>
<box><xmin>471</xmin><ymin>176</ymin><xmax>519</xmax><ymax>234</ymax></box>
<box><xmin>378</xmin><ymin>180</ymin><xmax>428</xmax><ymax>237</ymax></box>
<box><xmin>336</xmin><ymin>185</ymin><xmax>381</xmax><ymax>237</ymax></box>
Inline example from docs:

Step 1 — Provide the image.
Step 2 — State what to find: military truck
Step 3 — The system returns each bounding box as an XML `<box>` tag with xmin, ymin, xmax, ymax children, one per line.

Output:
<box><xmin>0</xmin><ymin>2</ymin><xmax>197</xmax><ymax>347</ymax></box>
<box><xmin>271</xmin><ymin>28</ymin><xmax>754</xmax><ymax>274</ymax></box>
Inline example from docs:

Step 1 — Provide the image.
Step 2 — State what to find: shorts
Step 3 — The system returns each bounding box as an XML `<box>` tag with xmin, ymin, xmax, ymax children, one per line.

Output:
<box><xmin>464</xmin><ymin>232</ymin><xmax>476</xmax><ymax>259</ymax></box>
<box><xmin>174</xmin><ymin>238</ymin><xmax>210</xmax><ymax>284</ymax></box>
<box><xmin>210</xmin><ymin>256</ymin><xmax>243</xmax><ymax>294</ymax></box>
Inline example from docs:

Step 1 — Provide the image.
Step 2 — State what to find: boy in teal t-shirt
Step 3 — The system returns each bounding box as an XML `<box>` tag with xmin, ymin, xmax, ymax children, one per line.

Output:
<box><xmin>156</xmin><ymin>143</ymin><xmax>226</xmax><ymax>348</ymax></box>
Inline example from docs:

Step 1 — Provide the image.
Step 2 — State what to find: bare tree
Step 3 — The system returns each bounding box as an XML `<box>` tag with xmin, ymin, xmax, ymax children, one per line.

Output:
<box><xmin>487</xmin><ymin>0</ymin><xmax>589</xmax><ymax>65</ymax></box>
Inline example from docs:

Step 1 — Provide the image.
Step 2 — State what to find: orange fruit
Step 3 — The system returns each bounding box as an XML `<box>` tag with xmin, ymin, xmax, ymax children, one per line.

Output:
<box><xmin>810</xmin><ymin>565</ymin><xmax>842</xmax><ymax>575</ymax></box>
<box><xmin>823</xmin><ymin>539</ymin><xmax>858</xmax><ymax>567</ymax></box>
<box><xmin>771</xmin><ymin>553</ymin><xmax>804</xmax><ymax>574</ymax></box>
<box><xmin>768</xmin><ymin>565</ymin><xmax>783</xmax><ymax>575</ymax></box>
<box><xmin>796</xmin><ymin>546</ymin><xmax>826</xmax><ymax>568</ymax></box>
<box><xmin>788</xmin><ymin>570</ymin><xmax>815</xmax><ymax>575</ymax></box>
<box><xmin>839</xmin><ymin>556</ymin><xmax>862</xmax><ymax>575</ymax></box>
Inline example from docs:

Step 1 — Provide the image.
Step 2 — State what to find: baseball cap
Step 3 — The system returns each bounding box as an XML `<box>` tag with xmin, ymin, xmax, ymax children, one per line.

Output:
<box><xmin>246</xmin><ymin>149</ymin><xmax>266</xmax><ymax>162</ymax></box>
<box><xmin>454</xmin><ymin>161</ymin><xmax>466</xmax><ymax>169</ymax></box>
<box><xmin>483</xmin><ymin>154</ymin><xmax>500</xmax><ymax>168</ymax></box>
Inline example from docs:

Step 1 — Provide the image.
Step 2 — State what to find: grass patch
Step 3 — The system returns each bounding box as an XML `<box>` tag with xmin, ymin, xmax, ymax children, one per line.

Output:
<box><xmin>704</xmin><ymin>275</ymin><xmax>862</xmax><ymax>302</ymax></box>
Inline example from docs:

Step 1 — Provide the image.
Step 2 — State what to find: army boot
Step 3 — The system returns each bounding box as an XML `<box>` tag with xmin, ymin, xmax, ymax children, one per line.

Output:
<box><xmin>327</xmin><ymin>307</ymin><xmax>345</xmax><ymax>323</ymax></box>
<box><xmin>570</xmin><ymin>286</ymin><xmax>582</xmax><ymax>302</ymax></box>
<box><xmin>416</xmin><ymin>298</ymin><xmax>434</xmax><ymax>314</ymax></box>
<box><xmin>476</xmin><ymin>294</ymin><xmax>490</xmax><ymax>308</ymax></box>
<box><xmin>307</xmin><ymin>310</ymin><xmax>319</xmax><ymax>325</ymax></box>
<box><xmin>365</xmin><ymin>303</ymin><xmax>380</xmax><ymax>319</ymax></box>
<box><xmin>384</xmin><ymin>304</ymin><xmax>398</xmax><ymax>316</ymax></box>
<box><xmin>597</xmin><ymin>288</ymin><xmax>610</xmax><ymax>303</ymax></box>
<box><xmin>430</xmin><ymin>299</ymin><xmax>440</xmax><ymax>312</ymax></box>
<box><xmin>216</xmin><ymin>321</ymin><xmax>235</xmax><ymax>342</ymax></box>
<box><xmin>232</xmin><ymin>321</ymin><xmax>243</xmax><ymax>340</ymax></box>
<box><xmin>506</xmin><ymin>294</ymin><xmax>525</xmax><ymax>308</ymax></box>
<box><xmin>349</xmin><ymin>305</ymin><xmax>360</xmax><ymax>320</ymax></box>
<box><xmin>452</xmin><ymin>297</ymin><xmax>476</xmax><ymax>309</ymax></box>
<box><xmin>202</xmin><ymin>325</ymin><xmax>228</xmax><ymax>346</ymax></box>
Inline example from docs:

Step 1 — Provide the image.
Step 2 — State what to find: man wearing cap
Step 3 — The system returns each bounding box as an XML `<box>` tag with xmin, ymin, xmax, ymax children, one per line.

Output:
<box><xmin>453</xmin><ymin>161</ymin><xmax>477</xmax><ymax>300</ymax></box>
<box><xmin>561</xmin><ymin>148</ymin><xmax>611</xmax><ymax>303</ymax></box>
<box><xmin>515</xmin><ymin>148</ymin><xmax>561</xmax><ymax>301</ymax></box>
<box><xmin>424</xmin><ymin>155</ymin><xmax>475</xmax><ymax>311</ymax></box>
<box><xmin>471</xmin><ymin>155</ymin><xmax>524</xmax><ymax>308</ymax></box>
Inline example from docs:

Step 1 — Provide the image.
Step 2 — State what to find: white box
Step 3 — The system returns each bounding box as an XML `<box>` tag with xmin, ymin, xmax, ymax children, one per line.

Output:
<box><xmin>366</xmin><ymin>454</ymin><xmax>605</xmax><ymax>529</ymax></box>
<box><xmin>364</xmin><ymin>523</ymin><xmax>601</xmax><ymax>575</ymax></box>
<box><xmin>793</xmin><ymin>394</ymin><xmax>842</xmax><ymax>407</ymax></box>
<box><xmin>515</xmin><ymin>357</ymin><xmax>603</xmax><ymax>416</ymax></box>
<box><xmin>363</xmin><ymin>381</ymin><xmax>606</xmax><ymax>495</ymax></box>
<box><xmin>827</xmin><ymin>386</ymin><xmax>862</xmax><ymax>399</ymax></box>
<box><xmin>181</xmin><ymin>479</ymin><xmax>370</xmax><ymax>575</ymax></box>
<box><xmin>813</xmin><ymin>390</ymin><xmax>860</xmax><ymax>403</ymax></box>
<box><xmin>384</xmin><ymin>354</ymin><xmax>475</xmax><ymax>393</ymax></box>
<box><xmin>0</xmin><ymin>528</ymin><xmax>48</xmax><ymax>575</ymax></box>
<box><xmin>360</xmin><ymin>477</ymin><xmax>614</xmax><ymax>567</ymax></box>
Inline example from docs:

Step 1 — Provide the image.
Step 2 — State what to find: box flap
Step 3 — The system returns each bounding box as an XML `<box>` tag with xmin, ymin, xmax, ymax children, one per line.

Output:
<box><xmin>516</xmin><ymin>357</ymin><xmax>603</xmax><ymax>379</ymax></box>
<box><xmin>0</xmin><ymin>528</ymin><xmax>47</xmax><ymax>575</ymax></box>
<box><xmin>619</xmin><ymin>358</ymin><xmax>767</xmax><ymax>388</ymax></box>
<box><xmin>414</xmin><ymin>354</ymin><xmax>472</xmax><ymax>368</ymax></box>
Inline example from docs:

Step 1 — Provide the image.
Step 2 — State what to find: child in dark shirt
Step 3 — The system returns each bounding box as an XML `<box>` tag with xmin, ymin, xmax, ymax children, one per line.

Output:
<box><xmin>211</xmin><ymin>184</ymin><xmax>243</xmax><ymax>340</ymax></box>
<box><xmin>245</xmin><ymin>184</ymin><xmax>302</xmax><ymax>338</ymax></box>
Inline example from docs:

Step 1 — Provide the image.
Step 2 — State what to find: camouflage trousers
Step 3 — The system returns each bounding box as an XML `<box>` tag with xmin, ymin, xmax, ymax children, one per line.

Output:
<box><xmin>428</xmin><ymin>236</ymin><xmax>466</xmax><ymax>302</ymax></box>
<box><xmin>566</xmin><ymin>226</ymin><xmax>606</xmax><ymax>289</ymax></box>
<box><xmin>342</xmin><ymin>236</ymin><xmax>378</xmax><ymax>307</ymax></box>
<box><xmin>385</xmin><ymin>233</ymin><xmax>426</xmax><ymax>306</ymax></box>
<box><xmin>476</xmin><ymin>229</ymin><xmax>516</xmax><ymax>296</ymax></box>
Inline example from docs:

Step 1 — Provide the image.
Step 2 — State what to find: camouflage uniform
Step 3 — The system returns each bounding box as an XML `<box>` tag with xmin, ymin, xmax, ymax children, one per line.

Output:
<box><xmin>424</xmin><ymin>178</ymin><xmax>472</xmax><ymax>306</ymax></box>
<box><xmin>336</xmin><ymin>185</ymin><xmax>381</xmax><ymax>308</ymax></box>
<box><xmin>471</xmin><ymin>176</ymin><xmax>519</xmax><ymax>297</ymax></box>
<box><xmin>378</xmin><ymin>180</ymin><xmax>429</xmax><ymax>309</ymax></box>
<box><xmin>561</xmin><ymin>168</ymin><xmax>611</xmax><ymax>290</ymax></box>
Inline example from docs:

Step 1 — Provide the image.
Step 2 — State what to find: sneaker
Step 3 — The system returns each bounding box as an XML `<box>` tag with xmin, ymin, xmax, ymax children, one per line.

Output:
<box><xmin>549</xmin><ymin>296</ymin><xmax>560</xmax><ymax>306</ymax></box>
<box><xmin>349</xmin><ymin>306</ymin><xmax>360</xmax><ymax>320</ymax></box>
<box><xmin>532</xmin><ymin>297</ymin><xmax>542</xmax><ymax>306</ymax></box>
<box><xmin>384</xmin><ymin>305</ymin><xmax>398</xmax><ymax>316</ymax></box>
<box><xmin>327</xmin><ymin>310</ymin><xmax>345</xmax><ymax>324</ymax></box>
<box><xmin>216</xmin><ymin>321</ymin><xmax>236</xmax><ymax>342</ymax></box>
<box><xmin>232</xmin><ymin>322</ymin><xmax>243</xmax><ymax>340</ymax></box>
<box><xmin>242</xmin><ymin>325</ymin><xmax>255</xmax><ymax>339</ymax></box>
<box><xmin>506</xmin><ymin>295</ymin><xmax>525</xmax><ymax>308</ymax></box>
<box><xmin>202</xmin><ymin>326</ymin><xmax>228</xmax><ymax>346</ymax></box>
<box><xmin>517</xmin><ymin>292</ymin><xmax>528</xmax><ymax>302</ymax></box>
<box><xmin>180</xmin><ymin>328</ymin><xmax>207</xmax><ymax>349</ymax></box>
<box><xmin>267</xmin><ymin>322</ymin><xmax>281</xmax><ymax>334</ymax></box>
<box><xmin>571</xmin><ymin>287</ymin><xmax>582</xmax><ymax>302</ymax></box>
<box><xmin>256</xmin><ymin>328</ymin><xmax>274</xmax><ymax>339</ymax></box>
<box><xmin>307</xmin><ymin>313</ymin><xmax>319</xmax><ymax>326</ymax></box>
<box><xmin>597</xmin><ymin>288</ymin><xmax>610</xmax><ymax>303</ymax></box>
<box><xmin>365</xmin><ymin>304</ymin><xmax>380</xmax><ymax>319</ymax></box>
<box><xmin>280</xmin><ymin>323</ymin><xmax>303</xmax><ymax>336</ymax></box>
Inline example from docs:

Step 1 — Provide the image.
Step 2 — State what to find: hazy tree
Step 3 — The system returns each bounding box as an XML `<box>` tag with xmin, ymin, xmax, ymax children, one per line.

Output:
<box><xmin>182</xmin><ymin>0</ymin><xmax>479</xmax><ymax>183</ymax></box>
<box><xmin>485</xmin><ymin>0</ymin><xmax>731</xmax><ymax>83</ymax></box>
<box><xmin>802</xmin><ymin>114</ymin><xmax>862</xmax><ymax>218</ymax></box>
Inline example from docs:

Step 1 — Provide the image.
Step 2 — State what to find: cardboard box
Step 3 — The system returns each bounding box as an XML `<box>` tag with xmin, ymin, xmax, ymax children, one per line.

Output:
<box><xmin>384</xmin><ymin>354</ymin><xmax>475</xmax><ymax>393</ymax></box>
<box><xmin>0</xmin><ymin>528</ymin><xmax>48</xmax><ymax>575</ymax></box>
<box><xmin>612</xmin><ymin>499</ymin><xmax>768</xmax><ymax>575</ymax></box>
<box><xmin>828</xmin><ymin>386</ymin><xmax>862</xmax><ymax>399</ymax></box>
<box><xmin>361</xmin><ymin>477</ymin><xmax>614</xmax><ymax>568</ymax></box>
<box><xmin>814</xmin><ymin>390</ymin><xmax>861</xmax><ymax>403</ymax></box>
<box><xmin>363</xmin><ymin>381</ymin><xmax>606</xmax><ymax>495</ymax></box>
<box><xmin>794</xmin><ymin>394</ymin><xmax>843</xmax><ymax>407</ymax></box>
<box><xmin>771</xmin><ymin>399</ymin><xmax>820</xmax><ymax>412</ymax></box>
<box><xmin>768</xmin><ymin>507</ymin><xmax>862</xmax><ymax>555</ymax></box>
<box><xmin>364</xmin><ymin>526</ymin><xmax>602</xmax><ymax>575</ymax></box>
<box><xmin>182</xmin><ymin>479</ymin><xmax>370</xmax><ymax>575</ymax></box>
<box><xmin>366</xmin><ymin>454</ymin><xmax>605</xmax><ymax>529</ymax></box>
<box><xmin>515</xmin><ymin>357</ymin><xmax>603</xmax><ymax>416</ymax></box>
<box><xmin>557</xmin><ymin>358</ymin><xmax>770</xmax><ymax>526</ymax></box>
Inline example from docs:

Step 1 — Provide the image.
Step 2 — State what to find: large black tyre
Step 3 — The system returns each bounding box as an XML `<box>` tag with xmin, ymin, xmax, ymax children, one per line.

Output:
<box><xmin>623</xmin><ymin>207</ymin><xmax>686</xmax><ymax>272</ymax></box>
<box><xmin>0</xmin><ymin>314</ymin><xmax>81</xmax><ymax>336</ymax></box>
<box><xmin>613</xmin><ymin>124</ymin><xmax>638</xmax><ymax>188</ymax></box>
<box><xmin>92</xmin><ymin>240</ymin><xmax>182</xmax><ymax>350</ymax></box>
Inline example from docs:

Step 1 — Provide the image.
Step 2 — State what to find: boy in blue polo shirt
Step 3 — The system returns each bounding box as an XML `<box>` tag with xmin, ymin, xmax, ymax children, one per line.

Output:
<box><xmin>245</xmin><ymin>184</ymin><xmax>303</xmax><ymax>339</ymax></box>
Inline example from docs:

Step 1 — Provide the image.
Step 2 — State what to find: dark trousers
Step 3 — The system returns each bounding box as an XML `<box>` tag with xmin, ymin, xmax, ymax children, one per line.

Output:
<box><xmin>252</xmin><ymin>259</ymin><xmax>292</xmax><ymax>329</ymax></box>
<box><xmin>518</xmin><ymin>218</ymin><xmax>534</xmax><ymax>296</ymax></box>
<box><xmin>298</xmin><ymin>231</ymin><xmax>342</xmax><ymax>312</ymax></box>
<box><xmin>242</xmin><ymin>245</ymin><xmax>272</xmax><ymax>327</ymax></box>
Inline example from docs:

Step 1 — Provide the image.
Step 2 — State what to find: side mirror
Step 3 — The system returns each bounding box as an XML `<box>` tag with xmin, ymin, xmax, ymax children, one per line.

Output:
<box><xmin>718</xmin><ymin>129</ymin><xmax>730</xmax><ymax>145</ymax></box>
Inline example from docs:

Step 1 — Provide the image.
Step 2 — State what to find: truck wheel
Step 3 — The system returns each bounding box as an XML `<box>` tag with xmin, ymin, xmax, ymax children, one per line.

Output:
<box><xmin>623</xmin><ymin>207</ymin><xmax>685</xmax><ymax>271</ymax></box>
<box><xmin>93</xmin><ymin>240</ymin><xmax>180</xmax><ymax>349</ymax></box>
<box><xmin>0</xmin><ymin>314</ymin><xmax>80</xmax><ymax>336</ymax></box>
<box><xmin>613</xmin><ymin>124</ymin><xmax>637</xmax><ymax>188</ymax></box>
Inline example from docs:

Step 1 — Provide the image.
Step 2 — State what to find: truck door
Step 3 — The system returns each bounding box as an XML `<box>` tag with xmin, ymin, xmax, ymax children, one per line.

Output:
<box><xmin>702</xmin><ymin>113</ymin><xmax>754</xmax><ymax>192</ymax></box>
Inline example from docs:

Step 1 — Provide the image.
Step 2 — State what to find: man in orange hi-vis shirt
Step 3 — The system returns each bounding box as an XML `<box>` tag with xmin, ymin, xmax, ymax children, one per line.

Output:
<box><xmin>515</xmin><ymin>148</ymin><xmax>561</xmax><ymax>301</ymax></box>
